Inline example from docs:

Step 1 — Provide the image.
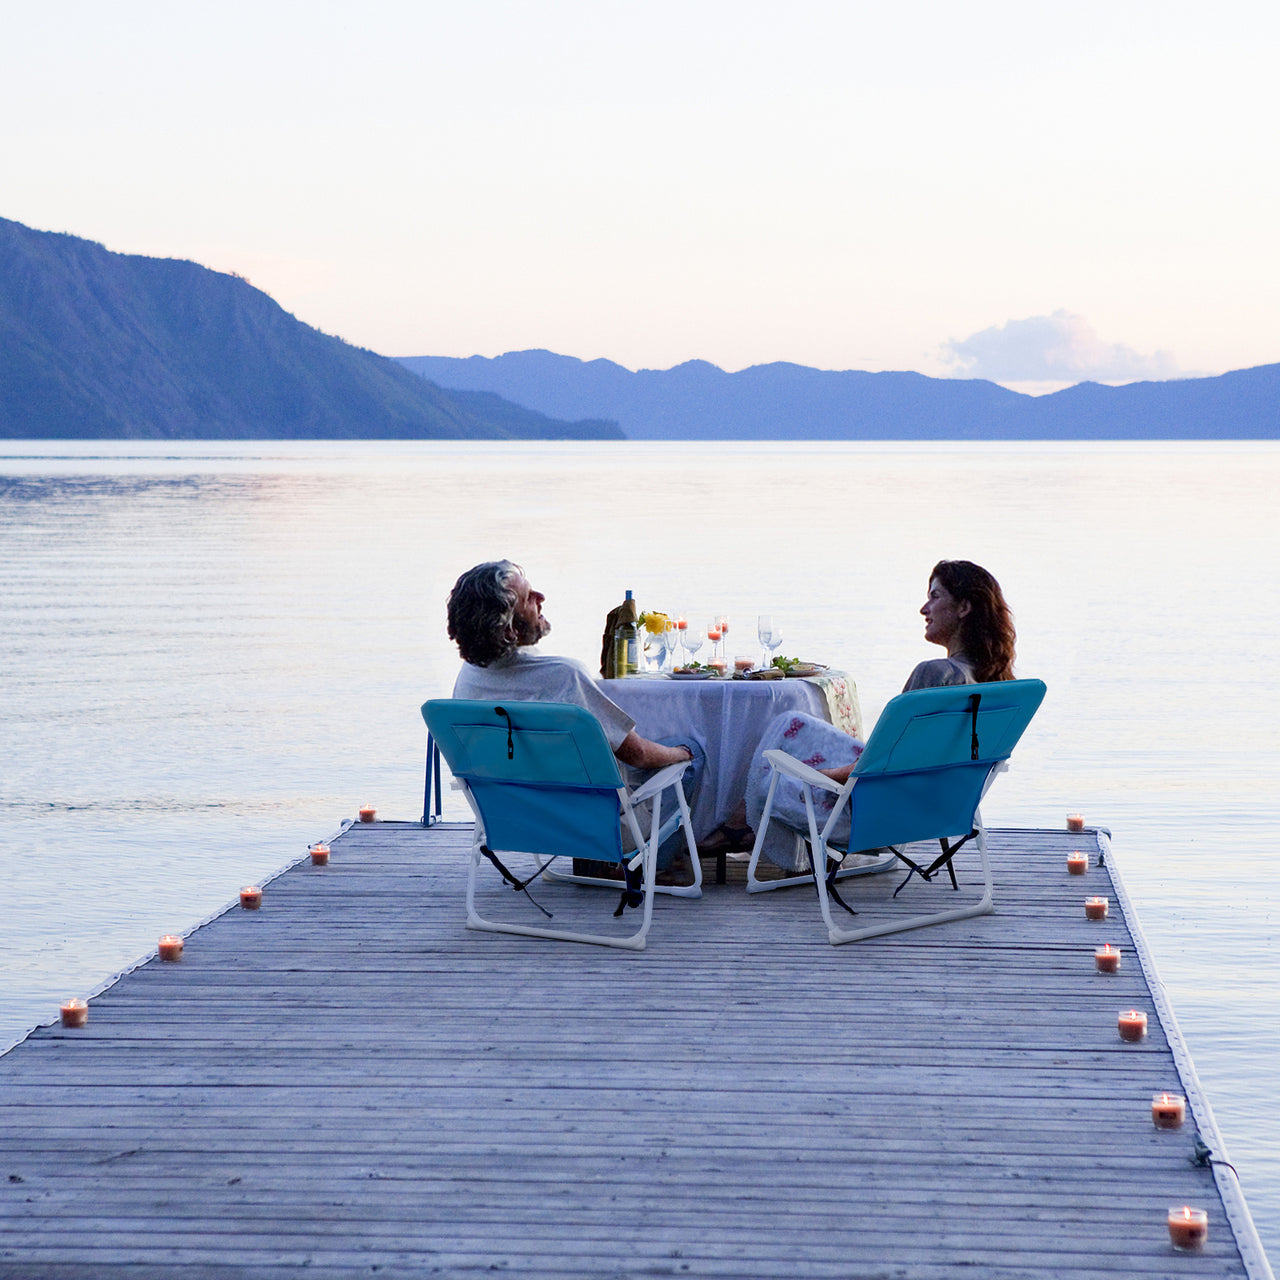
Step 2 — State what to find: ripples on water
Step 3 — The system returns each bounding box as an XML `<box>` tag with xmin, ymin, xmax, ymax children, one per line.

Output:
<box><xmin>0</xmin><ymin>441</ymin><xmax>1276</xmax><ymax>1258</ymax></box>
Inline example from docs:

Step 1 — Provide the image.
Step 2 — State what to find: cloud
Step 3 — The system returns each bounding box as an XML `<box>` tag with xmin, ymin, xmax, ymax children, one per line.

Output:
<box><xmin>941</xmin><ymin>311</ymin><xmax>1181</xmax><ymax>384</ymax></box>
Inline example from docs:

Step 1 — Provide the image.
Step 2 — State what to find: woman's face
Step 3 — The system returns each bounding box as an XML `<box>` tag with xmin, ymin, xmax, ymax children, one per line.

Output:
<box><xmin>921</xmin><ymin>577</ymin><xmax>971</xmax><ymax>650</ymax></box>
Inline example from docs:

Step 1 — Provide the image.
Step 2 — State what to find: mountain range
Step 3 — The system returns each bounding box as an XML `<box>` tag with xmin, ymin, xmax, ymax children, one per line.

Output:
<box><xmin>0</xmin><ymin>218</ymin><xmax>619</xmax><ymax>440</ymax></box>
<box><xmin>399</xmin><ymin>350</ymin><xmax>1280</xmax><ymax>440</ymax></box>
<box><xmin>4</xmin><ymin>214</ymin><xmax>1276</xmax><ymax>441</ymax></box>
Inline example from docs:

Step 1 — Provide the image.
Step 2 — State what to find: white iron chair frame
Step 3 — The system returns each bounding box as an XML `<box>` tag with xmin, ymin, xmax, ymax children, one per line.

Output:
<box><xmin>459</xmin><ymin>757</ymin><xmax>694</xmax><ymax>950</ymax></box>
<box><xmin>541</xmin><ymin>758</ymin><xmax>701</xmax><ymax>898</ymax></box>
<box><xmin>745</xmin><ymin>748</ymin><xmax>1001</xmax><ymax>945</ymax></box>
<box><xmin>745</xmin><ymin>755</ymin><xmax>898</xmax><ymax>895</ymax></box>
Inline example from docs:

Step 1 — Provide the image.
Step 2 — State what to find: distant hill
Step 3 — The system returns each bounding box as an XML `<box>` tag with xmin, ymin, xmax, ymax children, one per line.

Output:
<box><xmin>0</xmin><ymin>218</ymin><xmax>620</xmax><ymax>440</ymax></box>
<box><xmin>399</xmin><ymin>349</ymin><xmax>1280</xmax><ymax>440</ymax></box>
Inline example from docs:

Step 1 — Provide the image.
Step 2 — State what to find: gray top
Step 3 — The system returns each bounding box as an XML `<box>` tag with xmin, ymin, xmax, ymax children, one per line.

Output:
<box><xmin>452</xmin><ymin>647</ymin><xmax>636</xmax><ymax>751</ymax></box>
<box><xmin>901</xmin><ymin>654</ymin><xmax>974</xmax><ymax>691</ymax></box>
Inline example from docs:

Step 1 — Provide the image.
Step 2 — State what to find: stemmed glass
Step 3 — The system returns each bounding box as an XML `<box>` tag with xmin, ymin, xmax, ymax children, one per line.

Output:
<box><xmin>758</xmin><ymin>614</ymin><xmax>783</xmax><ymax>668</ymax></box>
<box><xmin>673</xmin><ymin>614</ymin><xmax>688</xmax><ymax>667</ymax></box>
<box><xmin>706</xmin><ymin>619</ymin><xmax>723</xmax><ymax>669</ymax></box>
<box><xmin>661</xmin><ymin>621</ymin><xmax>681</xmax><ymax>672</ymax></box>
<box><xmin>683</xmin><ymin>626</ymin><xmax>703</xmax><ymax>668</ymax></box>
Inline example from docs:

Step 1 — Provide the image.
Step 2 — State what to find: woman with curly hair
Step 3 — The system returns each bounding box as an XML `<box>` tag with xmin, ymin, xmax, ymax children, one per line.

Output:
<box><xmin>741</xmin><ymin>560</ymin><xmax>1017</xmax><ymax>865</ymax></box>
<box><xmin>905</xmin><ymin>559</ymin><xmax>1017</xmax><ymax>689</ymax></box>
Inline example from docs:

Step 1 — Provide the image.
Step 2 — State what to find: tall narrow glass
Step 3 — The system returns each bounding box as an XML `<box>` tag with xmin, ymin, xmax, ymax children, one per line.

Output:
<box><xmin>758</xmin><ymin>614</ymin><xmax>782</xmax><ymax>668</ymax></box>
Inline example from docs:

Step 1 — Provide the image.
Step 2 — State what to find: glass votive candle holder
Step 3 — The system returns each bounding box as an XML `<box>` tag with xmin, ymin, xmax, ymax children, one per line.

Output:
<box><xmin>1152</xmin><ymin>1092</ymin><xmax>1186</xmax><ymax>1129</ymax></box>
<box><xmin>1084</xmin><ymin>895</ymin><xmax>1109</xmax><ymax>921</ymax></box>
<box><xmin>1167</xmin><ymin>1206</ymin><xmax>1207</xmax><ymax>1250</ymax></box>
<box><xmin>158</xmin><ymin>935</ymin><xmax>184</xmax><ymax>962</ymax></box>
<box><xmin>1066</xmin><ymin>813</ymin><xmax>1085</xmax><ymax>832</ymax></box>
<box><xmin>1118</xmin><ymin>1009</ymin><xmax>1148</xmax><ymax>1042</ymax></box>
<box><xmin>1067</xmin><ymin>849</ymin><xmax>1088</xmax><ymax>875</ymax></box>
<box><xmin>59</xmin><ymin>998</ymin><xmax>88</xmax><ymax>1028</ymax></box>
<box><xmin>1094</xmin><ymin>944</ymin><xmax>1121</xmax><ymax>973</ymax></box>
<box><xmin>359</xmin><ymin>804</ymin><xmax>377</xmax><ymax>822</ymax></box>
<box><xmin>239</xmin><ymin>885</ymin><xmax>263</xmax><ymax>909</ymax></box>
<box><xmin>310</xmin><ymin>843</ymin><xmax>330</xmax><ymax>866</ymax></box>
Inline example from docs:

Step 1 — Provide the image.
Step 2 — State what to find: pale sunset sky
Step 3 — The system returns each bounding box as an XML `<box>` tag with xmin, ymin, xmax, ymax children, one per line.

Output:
<box><xmin>3</xmin><ymin>0</ymin><xmax>1278</xmax><ymax>392</ymax></box>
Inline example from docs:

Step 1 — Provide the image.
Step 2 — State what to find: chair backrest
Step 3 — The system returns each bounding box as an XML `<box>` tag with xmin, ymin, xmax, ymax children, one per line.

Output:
<box><xmin>842</xmin><ymin>679</ymin><xmax>1047</xmax><ymax>850</ymax></box>
<box><xmin>422</xmin><ymin>699</ymin><xmax>627</xmax><ymax>862</ymax></box>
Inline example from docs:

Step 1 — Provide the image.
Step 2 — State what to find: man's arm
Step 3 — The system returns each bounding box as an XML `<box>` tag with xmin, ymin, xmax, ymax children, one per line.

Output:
<box><xmin>615</xmin><ymin>732</ymin><xmax>692</xmax><ymax>770</ymax></box>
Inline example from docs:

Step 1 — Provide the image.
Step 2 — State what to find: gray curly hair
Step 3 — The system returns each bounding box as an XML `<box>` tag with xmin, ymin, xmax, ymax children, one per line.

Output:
<box><xmin>446</xmin><ymin>560</ymin><xmax>524</xmax><ymax>667</ymax></box>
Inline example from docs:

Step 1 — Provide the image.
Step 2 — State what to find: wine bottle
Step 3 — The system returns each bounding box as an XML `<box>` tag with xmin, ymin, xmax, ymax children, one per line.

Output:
<box><xmin>615</xmin><ymin>590</ymin><xmax>639</xmax><ymax>676</ymax></box>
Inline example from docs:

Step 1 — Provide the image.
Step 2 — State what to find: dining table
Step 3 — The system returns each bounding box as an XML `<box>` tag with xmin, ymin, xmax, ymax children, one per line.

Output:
<box><xmin>598</xmin><ymin>670</ymin><xmax>862</xmax><ymax>857</ymax></box>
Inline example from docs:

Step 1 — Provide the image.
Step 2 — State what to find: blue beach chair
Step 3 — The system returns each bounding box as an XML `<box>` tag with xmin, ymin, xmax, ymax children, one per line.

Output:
<box><xmin>422</xmin><ymin>699</ymin><xmax>698</xmax><ymax>950</ymax></box>
<box><xmin>745</xmin><ymin>679</ymin><xmax>1047</xmax><ymax>944</ymax></box>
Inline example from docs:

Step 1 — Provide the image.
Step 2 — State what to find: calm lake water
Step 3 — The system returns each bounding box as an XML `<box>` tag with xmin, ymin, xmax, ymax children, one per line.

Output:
<box><xmin>1</xmin><ymin>440</ymin><xmax>1276</xmax><ymax>1260</ymax></box>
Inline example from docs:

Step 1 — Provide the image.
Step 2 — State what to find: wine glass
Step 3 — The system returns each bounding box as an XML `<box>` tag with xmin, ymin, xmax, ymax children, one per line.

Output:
<box><xmin>682</xmin><ymin>626</ymin><xmax>703</xmax><ymax>667</ymax></box>
<box><xmin>661</xmin><ymin>621</ymin><xmax>681</xmax><ymax>671</ymax></box>
<box><xmin>758</xmin><ymin>614</ymin><xmax>782</xmax><ymax>668</ymax></box>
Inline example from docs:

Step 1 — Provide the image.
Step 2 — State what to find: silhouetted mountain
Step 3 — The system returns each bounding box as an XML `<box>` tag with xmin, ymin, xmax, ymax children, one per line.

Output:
<box><xmin>0</xmin><ymin>219</ymin><xmax>620</xmax><ymax>440</ymax></box>
<box><xmin>399</xmin><ymin>349</ymin><xmax>1280</xmax><ymax>440</ymax></box>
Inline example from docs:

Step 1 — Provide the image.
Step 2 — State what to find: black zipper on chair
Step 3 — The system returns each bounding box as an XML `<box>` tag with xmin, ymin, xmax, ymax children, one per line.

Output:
<box><xmin>494</xmin><ymin>705</ymin><xmax>514</xmax><ymax>759</ymax></box>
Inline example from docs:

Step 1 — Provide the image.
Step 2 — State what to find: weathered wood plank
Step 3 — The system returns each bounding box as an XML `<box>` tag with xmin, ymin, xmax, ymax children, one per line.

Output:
<box><xmin>0</xmin><ymin>822</ymin><xmax>1268</xmax><ymax>1279</ymax></box>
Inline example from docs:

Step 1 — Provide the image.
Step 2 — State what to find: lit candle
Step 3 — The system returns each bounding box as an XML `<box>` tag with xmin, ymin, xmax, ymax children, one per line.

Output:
<box><xmin>1094</xmin><ymin>944</ymin><xmax>1121</xmax><ymax>973</ymax></box>
<box><xmin>734</xmin><ymin>656</ymin><xmax>753</xmax><ymax>673</ymax></box>
<box><xmin>676</xmin><ymin>616</ymin><xmax>687</xmax><ymax>631</ymax></box>
<box><xmin>311</xmin><ymin>843</ymin><xmax>330</xmax><ymax>866</ymax></box>
<box><xmin>1118</xmin><ymin>1009</ymin><xmax>1147</xmax><ymax>1042</ymax></box>
<box><xmin>158</xmin><ymin>935</ymin><xmax>184</xmax><ymax>962</ymax></box>
<box><xmin>239</xmin><ymin>885</ymin><xmax>263</xmax><ymax>909</ymax></box>
<box><xmin>1084</xmin><ymin>895</ymin><xmax>1109</xmax><ymax>921</ymax></box>
<box><xmin>1152</xmin><ymin>1092</ymin><xmax>1187</xmax><ymax>1129</ymax></box>
<box><xmin>59</xmin><ymin>998</ymin><xmax>88</xmax><ymax>1028</ymax></box>
<box><xmin>1067</xmin><ymin>850</ymin><xmax>1088</xmax><ymax>875</ymax></box>
<box><xmin>1167</xmin><ymin>1206</ymin><xmax>1207</xmax><ymax>1250</ymax></box>
<box><xmin>707</xmin><ymin>628</ymin><xmax>721</xmax><ymax>642</ymax></box>
<box><xmin>707</xmin><ymin>658</ymin><xmax>727</xmax><ymax>674</ymax></box>
<box><xmin>1066</xmin><ymin>813</ymin><xmax>1085</xmax><ymax>832</ymax></box>
<box><xmin>358</xmin><ymin>804</ymin><xmax>376</xmax><ymax>823</ymax></box>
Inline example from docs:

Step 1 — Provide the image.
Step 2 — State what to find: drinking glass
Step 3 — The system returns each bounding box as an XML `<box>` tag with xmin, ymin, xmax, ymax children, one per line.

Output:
<box><xmin>662</xmin><ymin>622</ymin><xmax>681</xmax><ymax>671</ymax></box>
<box><xmin>682</xmin><ymin>627</ymin><xmax>703</xmax><ymax>666</ymax></box>
<box><xmin>706</xmin><ymin>620</ymin><xmax>723</xmax><ymax>667</ymax></box>
<box><xmin>758</xmin><ymin>614</ymin><xmax>782</xmax><ymax>668</ymax></box>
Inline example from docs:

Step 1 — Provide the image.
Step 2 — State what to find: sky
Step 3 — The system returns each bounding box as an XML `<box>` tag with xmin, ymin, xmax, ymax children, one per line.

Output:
<box><xmin>3</xmin><ymin>0</ymin><xmax>1279</xmax><ymax>391</ymax></box>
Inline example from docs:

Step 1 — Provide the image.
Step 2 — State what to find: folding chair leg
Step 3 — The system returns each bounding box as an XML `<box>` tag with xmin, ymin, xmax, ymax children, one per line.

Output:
<box><xmin>546</xmin><ymin>776</ymin><xmax>701</xmax><ymax>898</ymax></box>
<box><xmin>465</xmin><ymin>829</ymin><xmax>657</xmax><ymax>950</ymax></box>
<box><xmin>818</xmin><ymin>824</ymin><xmax>995</xmax><ymax>945</ymax></box>
<box><xmin>746</xmin><ymin>773</ymin><xmax>895</xmax><ymax>893</ymax></box>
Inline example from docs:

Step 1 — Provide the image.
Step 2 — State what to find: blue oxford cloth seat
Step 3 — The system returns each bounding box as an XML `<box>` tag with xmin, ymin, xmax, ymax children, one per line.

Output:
<box><xmin>422</xmin><ymin>698</ymin><xmax>697</xmax><ymax>950</ymax></box>
<box><xmin>745</xmin><ymin>679</ymin><xmax>1047</xmax><ymax>944</ymax></box>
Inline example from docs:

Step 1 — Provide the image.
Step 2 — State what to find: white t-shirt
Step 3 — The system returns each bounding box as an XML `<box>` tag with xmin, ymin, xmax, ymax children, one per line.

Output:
<box><xmin>451</xmin><ymin>648</ymin><xmax>636</xmax><ymax>751</ymax></box>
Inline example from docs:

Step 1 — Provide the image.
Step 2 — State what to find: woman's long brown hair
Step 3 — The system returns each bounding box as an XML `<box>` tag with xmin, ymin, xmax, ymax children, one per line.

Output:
<box><xmin>930</xmin><ymin>560</ymin><xmax>1016</xmax><ymax>682</ymax></box>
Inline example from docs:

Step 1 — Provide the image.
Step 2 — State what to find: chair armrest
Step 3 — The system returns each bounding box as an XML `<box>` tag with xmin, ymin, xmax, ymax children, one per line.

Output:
<box><xmin>761</xmin><ymin>748</ymin><xmax>844</xmax><ymax>794</ymax></box>
<box><xmin>628</xmin><ymin>758</ymin><xmax>690</xmax><ymax>805</ymax></box>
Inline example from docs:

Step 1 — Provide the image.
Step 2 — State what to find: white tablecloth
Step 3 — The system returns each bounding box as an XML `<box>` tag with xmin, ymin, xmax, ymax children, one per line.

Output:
<box><xmin>600</xmin><ymin>673</ymin><xmax>860</xmax><ymax>839</ymax></box>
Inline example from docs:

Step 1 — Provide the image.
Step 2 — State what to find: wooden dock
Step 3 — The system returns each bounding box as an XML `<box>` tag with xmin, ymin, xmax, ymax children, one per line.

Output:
<box><xmin>0</xmin><ymin>821</ymin><xmax>1272</xmax><ymax>1279</ymax></box>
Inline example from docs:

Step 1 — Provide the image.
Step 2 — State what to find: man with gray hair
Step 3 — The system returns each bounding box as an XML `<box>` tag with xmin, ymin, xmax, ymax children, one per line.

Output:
<box><xmin>446</xmin><ymin>560</ymin><xmax>704</xmax><ymax>869</ymax></box>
